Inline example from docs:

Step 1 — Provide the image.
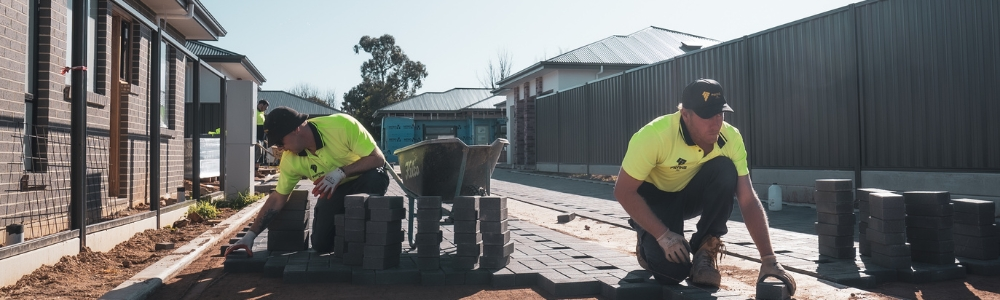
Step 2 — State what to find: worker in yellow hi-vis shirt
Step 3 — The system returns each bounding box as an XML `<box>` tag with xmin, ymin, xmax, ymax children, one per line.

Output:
<box><xmin>255</xmin><ymin>99</ymin><xmax>269</xmax><ymax>177</ymax></box>
<box><xmin>227</xmin><ymin>106</ymin><xmax>389</xmax><ymax>255</ymax></box>
<box><xmin>614</xmin><ymin>79</ymin><xmax>795</xmax><ymax>295</ymax></box>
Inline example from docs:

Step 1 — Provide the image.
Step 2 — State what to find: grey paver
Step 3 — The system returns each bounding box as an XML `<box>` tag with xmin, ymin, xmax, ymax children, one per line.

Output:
<box><xmin>902</xmin><ymin>191</ymin><xmax>951</xmax><ymax>206</ymax></box>
<box><xmin>815</xmin><ymin>179</ymin><xmax>853</xmax><ymax>192</ymax></box>
<box><xmin>756</xmin><ymin>282</ymin><xmax>790</xmax><ymax>300</ymax></box>
<box><xmin>905</xmin><ymin>215</ymin><xmax>953</xmax><ymax>229</ymax></box>
<box><xmin>905</xmin><ymin>203</ymin><xmax>953</xmax><ymax>217</ymax></box>
<box><xmin>814</xmin><ymin>190</ymin><xmax>854</xmax><ymax>204</ymax></box>
<box><xmin>951</xmin><ymin>198</ymin><xmax>996</xmax><ymax>216</ymax></box>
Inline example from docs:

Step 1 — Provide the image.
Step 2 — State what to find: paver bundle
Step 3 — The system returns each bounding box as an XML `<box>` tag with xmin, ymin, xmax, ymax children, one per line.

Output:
<box><xmin>479</xmin><ymin>196</ymin><xmax>512</xmax><ymax>269</ymax></box>
<box><xmin>867</xmin><ymin>193</ymin><xmax>911</xmax><ymax>269</ymax></box>
<box><xmin>267</xmin><ymin>189</ymin><xmax>311</xmax><ymax>251</ymax></box>
<box><xmin>815</xmin><ymin>179</ymin><xmax>856</xmax><ymax>259</ymax></box>
<box><xmin>415</xmin><ymin>196</ymin><xmax>443</xmax><ymax>270</ymax></box>
<box><xmin>950</xmin><ymin>198</ymin><xmax>998</xmax><ymax>260</ymax></box>
<box><xmin>903</xmin><ymin>191</ymin><xmax>956</xmax><ymax>264</ymax></box>
<box><xmin>452</xmin><ymin>196</ymin><xmax>482</xmax><ymax>270</ymax></box>
<box><xmin>856</xmin><ymin>188</ymin><xmax>893</xmax><ymax>257</ymax></box>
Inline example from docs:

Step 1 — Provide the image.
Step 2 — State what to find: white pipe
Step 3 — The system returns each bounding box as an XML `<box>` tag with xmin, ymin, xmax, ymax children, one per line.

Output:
<box><xmin>595</xmin><ymin>65</ymin><xmax>604</xmax><ymax>79</ymax></box>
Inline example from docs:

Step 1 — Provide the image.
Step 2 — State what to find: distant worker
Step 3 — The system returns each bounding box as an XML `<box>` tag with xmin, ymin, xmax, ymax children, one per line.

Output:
<box><xmin>226</xmin><ymin>106</ymin><xmax>390</xmax><ymax>256</ymax></box>
<box><xmin>613</xmin><ymin>79</ymin><xmax>796</xmax><ymax>294</ymax></box>
<box><xmin>255</xmin><ymin>99</ymin><xmax>269</xmax><ymax>178</ymax></box>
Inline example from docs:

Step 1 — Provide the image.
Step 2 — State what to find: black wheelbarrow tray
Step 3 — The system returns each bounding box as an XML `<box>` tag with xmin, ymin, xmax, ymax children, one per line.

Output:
<box><xmin>387</xmin><ymin>138</ymin><xmax>508</xmax><ymax>246</ymax></box>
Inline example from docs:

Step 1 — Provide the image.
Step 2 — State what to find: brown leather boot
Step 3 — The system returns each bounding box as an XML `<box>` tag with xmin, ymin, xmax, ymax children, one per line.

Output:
<box><xmin>690</xmin><ymin>236</ymin><xmax>725</xmax><ymax>286</ymax></box>
<box><xmin>635</xmin><ymin>230</ymin><xmax>649</xmax><ymax>270</ymax></box>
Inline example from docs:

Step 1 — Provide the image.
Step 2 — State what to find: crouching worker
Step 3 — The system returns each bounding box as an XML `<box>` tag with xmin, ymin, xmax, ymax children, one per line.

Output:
<box><xmin>613</xmin><ymin>79</ymin><xmax>795</xmax><ymax>294</ymax></box>
<box><xmin>225</xmin><ymin>106</ymin><xmax>389</xmax><ymax>256</ymax></box>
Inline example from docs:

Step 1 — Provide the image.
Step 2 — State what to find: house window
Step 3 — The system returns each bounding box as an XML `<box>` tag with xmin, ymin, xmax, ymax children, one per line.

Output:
<box><xmin>423</xmin><ymin>126</ymin><xmax>456</xmax><ymax>140</ymax></box>
<box><xmin>64</xmin><ymin>0</ymin><xmax>97</xmax><ymax>92</ymax></box>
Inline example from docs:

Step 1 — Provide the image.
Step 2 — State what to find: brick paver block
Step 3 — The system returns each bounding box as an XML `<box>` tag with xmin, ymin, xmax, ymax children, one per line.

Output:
<box><xmin>905</xmin><ymin>203</ymin><xmax>953</xmax><ymax>217</ymax></box>
<box><xmin>363</xmin><ymin>244</ymin><xmax>402</xmax><ymax>258</ymax></box>
<box><xmin>345</xmin><ymin>230</ymin><xmax>365</xmax><ymax>242</ymax></box>
<box><xmin>417</xmin><ymin>256</ymin><xmax>441</xmax><ymax>271</ymax></box>
<box><xmin>479</xmin><ymin>255</ymin><xmax>510</xmax><ymax>269</ymax></box>
<box><xmin>817</xmin><ymin>212</ymin><xmax>855</xmax><ymax>225</ymax></box>
<box><xmin>416</xmin><ymin>220</ymin><xmax>441</xmax><ymax>232</ymax></box>
<box><xmin>957</xmin><ymin>257</ymin><xmax>1000</xmax><ymax>276</ymax></box>
<box><xmin>906</xmin><ymin>227</ymin><xmax>952</xmax><ymax>241</ymax></box>
<box><xmin>871</xmin><ymin>252</ymin><xmax>911</xmax><ymax>269</ymax></box>
<box><xmin>908</xmin><ymin>238</ymin><xmax>954</xmax><ymax>253</ymax></box>
<box><xmin>345</xmin><ymin>218</ymin><xmax>367</xmax><ymax>230</ymax></box>
<box><xmin>902</xmin><ymin>191</ymin><xmax>951</xmax><ymax>206</ymax></box>
<box><xmin>816</xmin><ymin>201</ymin><xmax>854</xmax><ymax>214</ymax></box>
<box><xmin>266</xmin><ymin>229</ymin><xmax>309</xmax><ymax>252</ymax></box>
<box><xmin>345</xmin><ymin>194</ymin><xmax>369</xmax><ymax>208</ymax></box>
<box><xmin>815</xmin><ymin>222</ymin><xmax>854</xmax><ymax>236</ymax></box>
<box><xmin>814</xmin><ymin>190</ymin><xmax>855</xmax><ymax>204</ymax></box>
<box><xmin>483</xmin><ymin>231</ymin><xmax>511</xmax><ymax>245</ymax></box>
<box><xmin>363</xmin><ymin>255</ymin><xmax>401</xmax><ymax>270</ymax></box>
<box><xmin>952</xmin><ymin>212</ymin><xmax>996</xmax><ymax>226</ymax></box>
<box><xmin>756</xmin><ymin>282</ymin><xmax>791</xmax><ymax>300</ymax></box>
<box><xmin>263</xmin><ymin>256</ymin><xmax>289</xmax><ymax>278</ymax></box>
<box><xmin>285</xmin><ymin>190</ymin><xmax>310</xmax><ymax>210</ymax></box>
<box><xmin>368</xmin><ymin>196</ymin><xmax>404</xmax><ymax>209</ymax></box>
<box><xmin>417</xmin><ymin>208</ymin><xmax>442</xmax><ymax>221</ymax></box>
<box><xmin>895</xmin><ymin>263</ymin><xmax>966</xmax><ymax>283</ymax></box>
<box><xmin>453</xmin><ymin>196</ymin><xmax>480</xmax><ymax>211</ymax></box>
<box><xmin>223</xmin><ymin>250</ymin><xmax>269</xmax><ymax>273</ymax></box>
<box><xmin>953</xmin><ymin>234</ymin><xmax>999</xmax><ymax>249</ymax></box>
<box><xmin>366</xmin><ymin>220</ymin><xmax>402</xmax><ymax>234</ymax></box>
<box><xmin>366</xmin><ymin>230</ymin><xmax>404</xmax><ymax>246</ymax></box>
<box><xmin>480</xmin><ymin>208</ymin><xmax>508</xmax><ymax>222</ymax></box>
<box><xmin>454</xmin><ymin>232</ymin><xmax>483</xmax><ymax>244</ymax></box>
<box><xmin>868</xmin><ymin>217</ymin><xmax>906</xmax><ymax>233</ymax></box>
<box><xmin>480</xmin><ymin>196</ymin><xmax>507</xmax><ymax>211</ymax></box>
<box><xmin>869</xmin><ymin>193</ymin><xmax>904</xmax><ymax>209</ymax></box>
<box><xmin>451</xmin><ymin>207</ymin><xmax>479</xmax><ymax>221</ymax></box>
<box><xmin>952</xmin><ymin>223</ymin><xmax>998</xmax><ymax>237</ymax></box>
<box><xmin>417</xmin><ymin>196</ymin><xmax>442</xmax><ymax>209</ymax></box>
<box><xmin>267</xmin><ymin>209</ymin><xmax>310</xmax><ymax>231</ymax></box>
<box><xmin>819</xmin><ymin>244</ymin><xmax>856</xmax><ymax>258</ymax></box>
<box><xmin>454</xmin><ymin>220</ymin><xmax>480</xmax><ymax>233</ymax></box>
<box><xmin>818</xmin><ymin>234</ymin><xmax>854</xmax><ymax>247</ymax></box>
<box><xmin>345</xmin><ymin>207</ymin><xmax>370</xmax><ymax>220</ymax></box>
<box><xmin>455</xmin><ymin>243</ymin><xmax>483</xmax><ymax>257</ymax></box>
<box><xmin>539</xmin><ymin>275</ymin><xmax>601</xmax><ymax>298</ymax></box>
<box><xmin>911</xmin><ymin>250</ymin><xmax>957</xmax><ymax>265</ymax></box>
<box><xmin>870</xmin><ymin>242</ymin><xmax>911</xmax><ymax>257</ymax></box>
<box><xmin>951</xmin><ymin>198</ymin><xmax>996</xmax><ymax>217</ymax></box>
<box><xmin>870</xmin><ymin>205</ymin><xmax>906</xmax><ymax>221</ymax></box>
<box><xmin>483</xmin><ymin>241</ymin><xmax>515</xmax><ymax>257</ymax></box>
<box><xmin>481</xmin><ymin>220</ymin><xmax>509</xmax><ymax>233</ymax></box>
<box><xmin>557</xmin><ymin>213</ymin><xmax>576</xmax><ymax>223</ymax></box>
<box><xmin>415</xmin><ymin>231</ymin><xmax>443</xmax><ymax>245</ymax></box>
<box><xmin>867</xmin><ymin>230</ymin><xmax>907</xmax><ymax>245</ymax></box>
<box><xmin>905</xmin><ymin>215</ymin><xmax>953</xmax><ymax>229</ymax></box>
<box><xmin>857</xmin><ymin>188</ymin><xmax>894</xmax><ymax>201</ymax></box>
<box><xmin>815</xmin><ymin>179</ymin><xmax>853</xmax><ymax>192</ymax></box>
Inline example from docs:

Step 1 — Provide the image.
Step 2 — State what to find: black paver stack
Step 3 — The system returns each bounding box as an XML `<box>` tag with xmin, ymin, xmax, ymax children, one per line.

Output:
<box><xmin>267</xmin><ymin>189</ymin><xmax>311</xmax><ymax>251</ymax></box>
<box><xmin>903</xmin><ymin>191</ymin><xmax>956</xmax><ymax>264</ymax></box>
<box><xmin>452</xmin><ymin>196</ymin><xmax>481</xmax><ymax>270</ymax></box>
<box><xmin>479</xmin><ymin>196</ymin><xmax>513</xmax><ymax>269</ymax></box>
<box><xmin>815</xmin><ymin>179</ymin><xmax>856</xmax><ymax>258</ymax></box>
<box><xmin>856</xmin><ymin>188</ymin><xmax>893</xmax><ymax>257</ymax></box>
<box><xmin>415</xmin><ymin>196</ymin><xmax>443</xmax><ymax>270</ymax></box>
<box><xmin>363</xmin><ymin>196</ymin><xmax>405</xmax><ymax>269</ymax></box>
<box><xmin>343</xmin><ymin>194</ymin><xmax>369</xmax><ymax>265</ymax></box>
<box><xmin>868</xmin><ymin>192</ymin><xmax>911</xmax><ymax>269</ymax></box>
<box><xmin>951</xmin><ymin>198</ymin><xmax>998</xmax><ymax>260</ymax></box>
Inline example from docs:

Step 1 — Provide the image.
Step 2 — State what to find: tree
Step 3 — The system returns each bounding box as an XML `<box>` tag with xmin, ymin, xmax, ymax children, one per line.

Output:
<box><xmin>288</xmin><ymin>83</ymin><xmax>338</xmax><ymax>109</ymax></box>
<box><xmin>478</xmin><ymin>48</ymin><xmax>513</xmax><ymax>90</ymax></box>
<box><xmin>342</xmin><ymin>34</ymin><xmax>428</xmax><ymax>137</ymax></box>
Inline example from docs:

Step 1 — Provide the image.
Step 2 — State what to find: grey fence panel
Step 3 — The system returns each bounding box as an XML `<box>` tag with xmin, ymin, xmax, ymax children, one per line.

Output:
<box><xmin>626</xmin><ymin>62</ymin><xmax>677</xmax><ymax>133</ymax></box>
<box><xmin>748</xmin><ymin>6</ymin><xmax>859</xmax><ymax>169</ymax></box>
<box><xmin>536</xmin><ymin>94</ymin><xmax>559</xmax><ymax>163</ymax></box>
<box><xmin>586</xmin><ymin>76</ymin><xmax>628</xmax><ymax>165</ymax></box>
<box><xmin>558</xmin><ymin>87</ymin><xmax>588</xmax><ymax>164</ymax></box>
<box><xmin>857</xmin><ymin>0</ymin><xmax>1000</xmax><ymax>170</ymax></box>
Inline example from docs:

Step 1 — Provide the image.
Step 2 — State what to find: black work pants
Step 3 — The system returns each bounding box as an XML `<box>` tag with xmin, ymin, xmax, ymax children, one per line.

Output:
<box><xmin>311</xmin><ymin>167</ymin><xmax>390</xmax><ymax>253</ymax></box>
<box><xmin>630</xmin><ymin>156</ymin><xmax>737</xmax><ymax>284</ymax></box>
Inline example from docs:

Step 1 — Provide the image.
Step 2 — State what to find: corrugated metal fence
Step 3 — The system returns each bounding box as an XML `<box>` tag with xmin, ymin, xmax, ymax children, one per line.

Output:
<box><xmin>536</xmin><ymin>0</ymin><xmax>1000</xmax><ymax>173</ymax></box>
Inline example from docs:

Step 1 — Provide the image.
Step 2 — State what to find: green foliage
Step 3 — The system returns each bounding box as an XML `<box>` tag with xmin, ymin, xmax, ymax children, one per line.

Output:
<box><xmin>188</xmin><ymin>200</ymin><xmax>219</xmax><ymax>220</ymax></box>
<box><xmin>216</xmin><ymin>190</ymin><xmax>265</xmax><ymax>210</ymax></box>
<box><xmin>342</xmin><ymin>34</ymin><xmax>428</xmax><ymax>137</ymax></box>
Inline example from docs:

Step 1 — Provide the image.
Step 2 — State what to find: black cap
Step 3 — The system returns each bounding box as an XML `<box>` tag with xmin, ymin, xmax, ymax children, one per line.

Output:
<box><xmin>258</xmin><ymin>99</ymin><xmax>269</xmax><ymax>106</ymax></box>
<box><xmin>264</xmin><ymin>106</ymin><xmax>307</xmax><ymax>146</ymax></box>
<box><xmin>681</xmin><ymin>79</ymin><xmax>734</xmax><ymax>119</ymax></box>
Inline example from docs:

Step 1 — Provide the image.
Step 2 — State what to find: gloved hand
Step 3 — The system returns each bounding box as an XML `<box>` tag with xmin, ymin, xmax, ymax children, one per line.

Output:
<box><xmin>312</xmin><ymin>168</ymin><xmax>346</xmax><ymax>199</ymax></box>
<box><xmin>224</xmin><ymin>231</ymin><xmax>257</xmax><ymax>258</ymax></box>
<box><xmin>758</xmin><ymin>254</ymin><xmax>796</xmax><ymax>296</ymax></box>
<box><xmin>656</xmin><ymin>230</ymin><xmax>691</xmax><ymax>264</ymax></box>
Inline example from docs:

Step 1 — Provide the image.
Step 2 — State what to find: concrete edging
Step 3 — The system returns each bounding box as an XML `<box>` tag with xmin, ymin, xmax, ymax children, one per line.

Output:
<box><xmin>98</xmin><ymin>199</ymin><xmax>265</xmax><ymax>300</ymax></box>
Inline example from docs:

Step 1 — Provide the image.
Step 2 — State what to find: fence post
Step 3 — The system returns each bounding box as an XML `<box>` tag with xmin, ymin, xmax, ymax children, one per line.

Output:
<box><xmin>70</xmin><ymin>0</ymin><xmax>90</xmax><ymax>252</ymax></box>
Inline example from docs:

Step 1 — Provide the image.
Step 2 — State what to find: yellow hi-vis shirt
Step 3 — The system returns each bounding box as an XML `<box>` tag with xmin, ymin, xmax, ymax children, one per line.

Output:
<box><xmin>621</xmin><ymin>111</ymin><xmax>749</xmax><ymax>192</ymax></box>
<box><xmin>274</xmin><ymin>114</ymin><xmax>379</xmax><ymax>195</ymax></box>
<box><xmin>256</xmin><ymin>110</ymin><xmax>266</xmax><ymax>126</ymax></box>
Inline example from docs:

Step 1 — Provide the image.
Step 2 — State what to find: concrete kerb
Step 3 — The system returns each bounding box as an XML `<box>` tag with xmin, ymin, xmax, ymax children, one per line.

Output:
<box><xmin>99</xmin><ymin>198</ymin><xmax>266</xmax><ymax>300</ymax></box>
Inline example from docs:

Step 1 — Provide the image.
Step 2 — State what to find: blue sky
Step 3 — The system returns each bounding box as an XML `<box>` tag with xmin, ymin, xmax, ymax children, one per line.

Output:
<box><xmin>200</xmin><ymin>0</ymin><xmax>861</xmax><ymax>109</ymax></box>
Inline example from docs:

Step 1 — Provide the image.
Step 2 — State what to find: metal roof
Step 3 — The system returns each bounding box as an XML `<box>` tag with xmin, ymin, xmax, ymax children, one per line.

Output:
<box><xmin>462</xmin><ymin>95</ymin><xmax>507</xmax><ymax>110</ymax></box>
<box><xmin>185</xmin><ymin>40</ymin><xmax>240</xmax><ymax>56</ymax></box>
<box><xmin>185</xmin><ymin>41</ymin><xmax>267</xmax><ymax>84</ymax></box>
<box><xmin>258</xmin><ymin>90</ymin><xmax>342</xmax><ymax>116</ymax></box>
<box><xmin>376</xmin><ymin>88</ymin><xmax>496</xmax><ymax>114</ymax></box>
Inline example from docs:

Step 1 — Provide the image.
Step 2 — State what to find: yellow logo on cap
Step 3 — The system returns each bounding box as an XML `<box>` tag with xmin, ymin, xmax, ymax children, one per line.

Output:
<box><xmin>702</xmin><ymin>91</ymin><xmax>710</xmax><ymax>101</ymax></box>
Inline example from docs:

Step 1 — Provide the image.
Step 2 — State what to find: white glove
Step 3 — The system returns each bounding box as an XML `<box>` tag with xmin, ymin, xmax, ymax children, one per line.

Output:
<box><xmin>224</xmin><ymin>231</ymin><xmax>257</xmax><ymax>257</ymax></box>
<box><xmin>312</xmin><ymin>168</ymin><xmax>346</xmax><ymax>198</ymax></box>
<box><xmin>656</xmin><ymin>230</ymin><xmax>691</xmax><ymax>264</ymax></box>
<box><xmin>759</xmin><ymin>254</ymin><xmax>796</xmax><ymax>296</ymax></box>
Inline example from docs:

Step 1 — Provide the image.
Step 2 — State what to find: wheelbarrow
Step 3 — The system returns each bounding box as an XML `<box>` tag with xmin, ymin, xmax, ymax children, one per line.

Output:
<box><xmin>385</xmin><ymin>138</ymin><xmax>508</xmax><ymax>246</ymax></box>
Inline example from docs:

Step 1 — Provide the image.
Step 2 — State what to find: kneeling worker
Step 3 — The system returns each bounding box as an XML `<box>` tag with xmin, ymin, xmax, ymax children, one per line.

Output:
<box><xmin>226</xmin><ymin>106</ymin><xmax>389</xmax><ymax>256</ymax></box>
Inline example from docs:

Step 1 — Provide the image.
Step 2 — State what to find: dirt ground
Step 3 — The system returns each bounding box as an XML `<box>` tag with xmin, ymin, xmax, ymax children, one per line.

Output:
<box><xmin>0</xmin><ymin>207</ymin><xmax>238</xmax><ymax>299</ymax></box>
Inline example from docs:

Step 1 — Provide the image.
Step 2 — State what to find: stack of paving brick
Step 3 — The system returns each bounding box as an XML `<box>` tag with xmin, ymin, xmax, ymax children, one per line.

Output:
<box><xmin>856</xmin><ymin>188</ymin><xmax>893</xmax><ymax>257</ymax></box>
<box><xmin>479</xmin><ymin>196</ymin><xmax>513</xmax><ymax>269</ymax></box>
<box><xmin>951</xmin><ymin>198</ymin><xmax>999</xmax><ymax>260</ymax></box>
<box><xmin>452</xmin><ymin>196</ymin><xmax>482</xmax><ymax>270</ymax></box>
<box><xmin>363</xmin><ymin>196</ymin><xmax>405</xmax><ymax>270</ymax></box>
<box><xmin>868</xmin><ymin>192</ymin><xmax>911</xmax><ymax>269</ymax></box>
<box><xmin>415</xmin><ymin>196</ymin><xmax>443</xmax><ymax>270</ymax></box>
<box><xmin>815</xmin><ymin>179</ymin><xmax>856</xmax><ymax>258</ymax></box>
<box><xmin>342</xmin><ymin>194</ymin><xmax>370</xmax><ymax>265</ymax></box>
<box><xmin>267</xmin><ymin>189</ymin><xmax>311</xmax><ymax>251</ymax></box>
<box><xmin>903</xmin><ymin>191</ymin><xmax>956</xmax><ymax>264</ymax></box>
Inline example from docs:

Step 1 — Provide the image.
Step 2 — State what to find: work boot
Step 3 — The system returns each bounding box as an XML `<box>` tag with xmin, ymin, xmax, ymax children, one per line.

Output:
<box><xmin>690</xmin><ymin>235</ymin><xmax>725</xmax><ymax>286</ymax></box>
<box><xmin>636</xmin><ymin>230</ymin><xmax>649</xmax><ymax>270</ymax></box>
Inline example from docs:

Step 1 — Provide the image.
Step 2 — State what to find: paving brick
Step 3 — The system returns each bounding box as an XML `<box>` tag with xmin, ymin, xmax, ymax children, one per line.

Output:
<box><xmin>456</xmin><ymin>243</ymin><xmax>483</xmax><ymax>257</ymax></box>
<box><xmin>957</xmin><ymin>257</ymin><xmax>1000</xmax><ymax>276</ymax></box>
<box><xmin>816</xmin><ymin>212</ymin><xmax>855</xmax><ymax>225</ymax></box>
<box><xmin>453</xmin><ymin>196</ymin><xmax>480</xmax><ymax>211</ymax></box>
<box><xmin>599</xmin><ymin>278</ymin><xmax>661</xmax><ymax>300</ymax></box>
<box><xmin>822</xmin><ymin>273</ymin><xmax>878</xmax><ymax>289</ymax></box>
<box><xmin>859</xmin><ymin>237</ymin><xmax>871</xmax><ymax>257</ymax></box>
<box><xmin>368</xmin><ymin>196</ymin><xmax>404</xmax><ymax>209</ymax></box>
<box><xmin>870</xmin><ymin>205</ymin><xmax>906</xmax><ymax>221</ymax></box>
<box><xmin>345</xmin><ymin>230</ymin><xmax>366</xmax><ymax>242</ymax></box>
<box><xmin>345</xmin><ymin>207</ymin><xmax>370</xmax><ymax>220</ymax></box>
<box><xmin>756</xmin><ymin>282</ymin><xmax>791</xmax><ymax>300</ymax></box>
<box><xmin>539</xmin><ymin>275</ymin><xmax>601</xmax><ymax>298</ymax></box>
<box><xmin>952</xmin><ymin>212</ymin><xmax>996</xmax><ymax>226</ymax></box>
<box><xmin>911</xmin><ymin>250</ymin><xmax>957</xmax><ymax>264</ymax></box>
<box><xmin>491</xmin><ymin>268</ymin><xmax>516</xmax><ymax>288</ymax></box>
<box><xmin>417</xmin><ymin>196</ymin><xmax>442</xmax><ymax>209</ymax></box>
<box><xmin>481</xmin><ymin>220</ymin><xmax>509</xmax><ymax>233</ymax></box>
<box><xmin>417</xmin><ymin>257</ymin><xmax>440</xmax><ymax>271</ymax></box>
<box><xmin>951</xmin><ymin>198</ymin><xmax>996</xmax><ymax>217</ymax></box>
<box><xmin>902</xmin><ymin>191</ymin><xmax>951</xmax><ymax>206</ymax></box>
<box><xmin>819</xmin><ymin>244</ymin><xmax>856</xmax><ymax>258</ymax></box>
<box><xmin>908</xmin><ymin>239</ymin><xmax>954</xmax><ymax>253</ymax></box>
<box><xmin>871</xmin><ymin>252</ymin><xmax>911</xmax><ymax>269</ymax></box>
<box><xmin>870</xmin><ymin>242</ymin><xmax>911</xmax><ymax>257</ymax></box>
<box><xmin>363</xmin><ymin>255</ymin><xmax>401</xmax><ymax>270</ymax></box>
<box><xmin>479</xmin><ymin>255</ymin><xmax>511</xmax><ymax>269</ymax></box>
<box><xmin>309</xmin><ymin>264</ymin><xmax>353</xmax><ymax>283</ymax></box>
<box><xmin>480</xmin><ymin>196</ymin><xmax>507</xmax><ymax>211</ymax></box>
<box><xmin>815</xmin><ymin>222</ymin><xmax>854</xmax><ymax>236</ymax></box>
<box><xmin>483</xmin><ymin>241</ymin><xmax>515</xmax><ymax>257</ymax></box>
<box><xmin>483</xmin><ymin>231</ymin><xmax>511</xmax><ymax>245</ymax></box>
<box><xmin>867</xmin><ymin>230</ymin><xmax>907</xmax><ymax>245</ymax></box>
<box><xmin>816</xmin><ymin>201</ymin><xmax>854</xmax><ymax>214</ymax></box>
<box><xmin>905</xmin><ymin>215</ymin><xmax>953</xmax><ymax>229</ymax></box>
<box><xmin>422</xmin><ymin>270</ymin><xmax>448</xmax><ymax>285</ymax></box>
<box><xmin>953</xmin><ymin>234</ymin><xmax>999</xmax><ymax>251</ymax></box>
<box><xmin>366</xmin><ymin>230</ymin><xmax>404</xmax><ymax>245</ymax></box>
<box><xmin>281</xmin><ymin>264</ymin><xmax>309</xmax><ymax>283</ymax></box>
<box><xmin>417</xmin><ymin>245</ymin><xmax>441</xmax><ymax>258</ymax></box>
<box><xmin>815</xmin><ymin>179</ymin><xmax>853</xmax><ymax>192</ymax></box>
<box><xmin>263</xmin><ymin>256</ymin><xmax>289</xmax><ymax>277</ymax></box>
<box><xmin>952</xmin><ymin>223</ymin><xmax>998</xmax><ymax>237</ymax></box>
<box><xmin>415</xmin><ymin>231</ymin><xmax>442</xmax><ymax>245</ymax></box>
<box><xmin>223</xmin><ymin>250</ymin><xmax>269</xmax><ymax>273</ymax></box>
<box><xmin>267</xmin><ymin>209</ymin><xmax>310</xmax><ymax>231</ymax></box>
<box><xmin>416</xmin><ymin>219</ymin><xmax>441</xmax><ymax>232</ymax></box>
<box><xmin>814</xmin><ymin>190</ymin><xmax>855</xmax><ymax>204</ymax></box>
<box><xmin>870</xmin><ymin>193</ymin><xmax>905</xmax><ymax>209</ymax></box>
<box><xmin>857</xmin><ymin>188</ymin><xmax>894</xmax><ymax>202</ymax></box>
<box><xmin>352</xmin><ymin>269</ymin><xmax>376</xmax><ymax>284</ymax></box>
<box><xmin>896</xmin><ymin>263</ymin><xmax>966</xmax><ymax>283</ymax></box>
<box><xmin>363</xmin><ymin>244</ymin><xmax>402</xmax><ymax>258</ymax></box>
<box><xmin>451</xmin><ymin>207</ymin><xmax>479</xmax><ymax>221</ymax></box>
<box><xmin>417</xmin><ymin>208</ymin><xmax>443</xmax><ymax>221</ymax></box>
<box><xmin>345</xmin><ymin>194</ymin><xmax>369</xmax><ymax>208</ymax></box>
<box><xmin>285</xmin><ymin>190</ymin><xmax>310</xmax><ymax>210</ymax></box>
<box><xmin>868</xmin><ymin>217</ymin><xmax>906</xmax><ymax>233</ymax></box>
<box><xmin>345</xmin><ymin>218</ymin><xmax>367</xmax><ymax>230</ymax></box>
<box><xmin>906</xmin><ymin>227</ymin><xmax>952</xmax><ymax>241</ymax></box>
<box><xmin>452</xmin><ymin>256</ymin><xmax>479</xmax><ymax>270</ymax></box>
<box><xmin>454</xmin><ymin>232</ymin><xmax>482</xmax><ymax>244</ymax></box>
<box><xmin>366</xmin><ymin>220</ymin><xmax>402</xmax><ymax>234</ymax></box>
<box><xmin>266</xmin><ymin>229</ymin><xmax>309</xmax><ymax>252</ymax></box>
<box><xmin>818</xmin><ymin>234</ymin><xmax>855</xmax><ymax>247</ymax></box>
<box><xmin>557</xmin><ymin>213</ymin><xmax>576</xmax><ymax>223</ymax></box>
<box><xmin>480</xmin><ymin>208</ymin><xmax>508</xmax><ymax>222</ymax></box>
<box><xmin>454</xmin><ymin>220</ymin><xmax>480</xmax><ymax>233</ymax></box>
<box><xmin>905</xmin><ymin>203</ymin><xmax>953</xmax><ymax>217</ymax></box>
<box><xmin>369</xmin><ymin>208</ymin><xmax>405</xmax><ymax>221</ymax></box>
<box><xmin>344</xmin><ymin>242</ymin><xmax>365</xmax><ymax>265</ymax></box>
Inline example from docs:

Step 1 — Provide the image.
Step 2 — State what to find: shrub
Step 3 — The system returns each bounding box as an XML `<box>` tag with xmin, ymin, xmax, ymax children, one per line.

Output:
<box><xmin>217</xmin><ymin>190</ymin><xmax>265</xmax><ymax>210</ymax></box>
<box><xmin>187</xmin><ymin>200</ymin><xmax>219</xmax><ymax>220</ymax></box>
